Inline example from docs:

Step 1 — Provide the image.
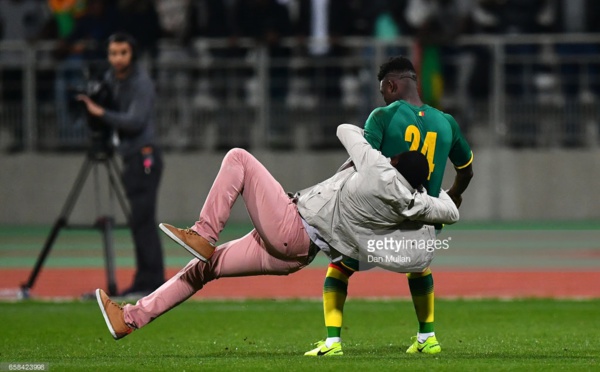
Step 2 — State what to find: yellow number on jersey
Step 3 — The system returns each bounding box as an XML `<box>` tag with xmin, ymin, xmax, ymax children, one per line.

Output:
<box><xmin>404</xmin><ymin>124</ymin><xmax>436</xmax><ymax>180</ymax></box>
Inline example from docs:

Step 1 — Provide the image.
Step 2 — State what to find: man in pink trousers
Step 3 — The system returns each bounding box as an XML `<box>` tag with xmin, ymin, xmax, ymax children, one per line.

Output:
<box><xmin>96</xmin><ymin>124</ymin><xmax>459</xmax><ymax>341</ymax></box>
<box><xmin>96</xmin><ymin>145</ymin><xmax>315</xmax><ymax>339</ymax></box>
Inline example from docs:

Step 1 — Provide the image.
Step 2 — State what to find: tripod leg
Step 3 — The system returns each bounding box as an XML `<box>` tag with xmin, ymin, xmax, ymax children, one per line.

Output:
<box><xmin>100</xmin><ymin>216</ymin><xmax>118</xmax><ymax>296</ymax></box>
<box><xmin>106</xmin><ymin>157</ymin><xmax>131</xmax><ymax>222</ymax></box>
<box><xmin>21</xmin><ymin>157</ymin><xmax>95</xmax><ymax>297</ymax></box>
<box><xmin>101</xmin><ymin>158</ymin><xmax>127</xmax><ymax>296</ymax></box>
<box><xmin>20</xmin><ymin>217</ymin><xmax>67</xmax><ymax>299</ymax></box>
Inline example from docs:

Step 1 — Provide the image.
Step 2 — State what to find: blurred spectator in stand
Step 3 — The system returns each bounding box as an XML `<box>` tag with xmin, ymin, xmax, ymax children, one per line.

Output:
<box><xmin>153</xmin><ymin>0</ymin><xmax>195</xmax><ymax>150</ymax></box>
<box><xmin>188</xmin><ymin>0</ymin><xmax>231</xmax><ymax>43</ymax></box>
<box><xmin>53</xmin><ymin>0</ymin><xmax>117</xmax><ymax>149</ymax></box>
<box><xmin>346</xmin><ymin>0</ymin><xmax>411</xmax><ymax>41</ymax></box>
<box><xmin>190</xmin><ymin>0</ymin><xmax>239</xmax><ymax>150</ymax></box>
<box><xmin>0</xmin><ymin>0</ymin><xmax>51</xmax><ymax>153</ymax></box>
<box><xmin>186</xmin><ymin>0</ymin><xmax>233</xmax><ymax>150</ymax></box>
<box><xmin>292</xmin><ymin>0</ymin><xmax>354</xmax><ymax>149</ymax></box>
<box><xmin>231</xmin><ymin>0</ymin><xmax>292</xmax><ymax>149</ymax></box>
<box><xmin>371</xmin><ymin>0</ymin><xmax>411</xmax><ymax>50</ymax></box>
<box><xmin>153</xmin><ymin>0</ymin><xmax>232</xmax><ymax>151</ymax></box>
<box><xmin>552</xmin><ymin>0</ymin><xmax>600</xmax><ymax>146</ymax></box>
<box><xmin>116</xmin><ymin>0</ymin><xmax>161</xmax><ymax>59</ymax></box>
<box><xmin>405</xmin><ymin>0</ymin><xmax>474</xmax><ymax>129</ymax></box>
<box><xmin>474</xmin><ymin>0</ymin><xmax>555</xmax><ymax>147</ymax></box>
<box><xmin>345</xmin><ymin>0</ymin><xmax>411</xmax><ymax>127</ymax></box>
<box><xmin>461</xmin><ymin>0</ymin><xmax>497</xmax><ymax>105</ymax></box>
<box><xmin>47</xmin><ymin>0</ymin><xmax>86</xmax><ymax>39</ymax></box>
<box><xmin>153</xmin><ymin>0</ymin><xmax>189</xmax><ymax>40</ymax></box>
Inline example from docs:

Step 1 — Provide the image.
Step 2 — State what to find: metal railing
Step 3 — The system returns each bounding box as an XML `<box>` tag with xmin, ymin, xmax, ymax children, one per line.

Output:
<box><xmin>1</xmin><ymin>34</ymin><xmax>600</xmax><ymax>153</ymax></box>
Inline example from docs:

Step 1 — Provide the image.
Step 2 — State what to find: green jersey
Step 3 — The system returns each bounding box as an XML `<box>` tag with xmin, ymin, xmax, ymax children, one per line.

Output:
<box><xmin>364</xmin><ymin>100</ymin><xmax>473</xmax><ymax>197</ymax></box>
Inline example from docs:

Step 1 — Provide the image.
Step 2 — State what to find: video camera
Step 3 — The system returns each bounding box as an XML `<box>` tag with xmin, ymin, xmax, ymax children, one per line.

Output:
<box><xmin>73</xmin><ymin>78</ymin><xmax>115</xmax><ymax>157</ymax></box>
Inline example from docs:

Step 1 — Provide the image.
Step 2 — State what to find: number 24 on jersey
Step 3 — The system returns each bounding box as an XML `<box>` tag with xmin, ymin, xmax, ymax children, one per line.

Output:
<box><xmin>404</xmin><ymin>124</ymin><xmax>436</xmax><ymax>180</ymax></box>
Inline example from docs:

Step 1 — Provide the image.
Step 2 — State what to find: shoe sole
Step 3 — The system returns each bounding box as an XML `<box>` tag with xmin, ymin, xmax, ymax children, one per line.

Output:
<box><xmin>95</xmin><ymin>289</ymin><xmax>118</xmax><ymax>340</ymax></box>
<box><xmin>159</xmin><ymin>223</ymin><xmax>209</xmax><ymax>262</ymax></box>
<box><xmin>304</xmin><ymin>351</ymin><xmax>344</xmax><ymax>357</ymax></box>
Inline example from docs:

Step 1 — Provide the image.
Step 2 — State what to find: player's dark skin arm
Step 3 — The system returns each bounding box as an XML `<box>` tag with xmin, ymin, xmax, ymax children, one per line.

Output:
<box><xmin>446</xmin><ymin>164</ymin><xmax>473</xmax><ymax>209</ymax></box>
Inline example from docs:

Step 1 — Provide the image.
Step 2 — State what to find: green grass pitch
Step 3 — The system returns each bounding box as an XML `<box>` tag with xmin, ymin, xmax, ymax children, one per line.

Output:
<box><xmin>1</xmin><ymin>299</ymin><xmax>598</xmax><ymax>371</ymax></box>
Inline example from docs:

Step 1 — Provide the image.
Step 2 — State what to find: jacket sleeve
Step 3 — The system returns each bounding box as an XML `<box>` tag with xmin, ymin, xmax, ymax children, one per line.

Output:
<box><xmin>336</xmin><ymin>124</ymin><xmax>387</xmax><ymax>173</ymax></box>
<box><xmin>101</xmin><ymin>79</ymin><xmax>154</xmax><ymax>134</ymax></box>
<box><xmin>401</xmin><ymin>189</ymin><xmax>460</xmax><ymax>224</ymax></box>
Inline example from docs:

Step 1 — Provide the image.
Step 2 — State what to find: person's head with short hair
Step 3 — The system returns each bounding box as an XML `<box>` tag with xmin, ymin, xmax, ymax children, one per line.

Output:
<box><xmin>377</xmin><ymin>56</ymin><xmax>419</xmax><ymax>105</ymax></box>
<box><xmin>390</xmin><ymin>151</ymin><xmax>429</xmax><ymax>190</ymax></box>
<box><xmin>107</xmin><ymin>32</ymin><xmax>137</xmax><ymax>79</ymax></box>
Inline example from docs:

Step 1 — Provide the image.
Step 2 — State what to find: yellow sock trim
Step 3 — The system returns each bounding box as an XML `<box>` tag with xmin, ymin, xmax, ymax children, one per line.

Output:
<box><xmin>406</xmin><ymin>267</ymin><xmax>432</xmax><ymax>279</ymax></box>
<box><xmin>326</xmin><ymin>266</ymin><xmax>349</xmax><ymax>284</ymax></box>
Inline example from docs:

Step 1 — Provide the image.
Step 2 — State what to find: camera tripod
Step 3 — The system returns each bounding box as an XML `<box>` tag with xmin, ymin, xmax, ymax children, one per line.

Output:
<box><xmin>20</xmin><ymin>147</ymin><xmax>130</xmax><ymax>298</ymax></box>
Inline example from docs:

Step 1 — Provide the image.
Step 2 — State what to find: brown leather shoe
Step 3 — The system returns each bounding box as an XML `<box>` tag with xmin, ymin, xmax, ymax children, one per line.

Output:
<box><xmin>159</xmin><ymin>223</ymin><xmax>215</xmax><ymax>262</ymax></box>
<box><xmin>96</xmin><ymin>289</ymin><xmax>133</xmax><ymax>340</ymax></box>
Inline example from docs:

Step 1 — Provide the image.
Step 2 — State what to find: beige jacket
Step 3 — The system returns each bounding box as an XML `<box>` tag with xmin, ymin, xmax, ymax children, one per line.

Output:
<box><xmin>296</xmin><ymin>124</ymin><xmax>459</xmax><ymax>271</ymax></box>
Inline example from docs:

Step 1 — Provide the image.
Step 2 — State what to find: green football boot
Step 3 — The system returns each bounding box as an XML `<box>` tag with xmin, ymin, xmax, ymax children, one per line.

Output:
<box><xmin>304</xmin><ymin>340</ymin><xmax>343</xmax><ymax>356</ymax></box>
<box><xmin>406</xmin><ymin>335</ymin><xmax>441</xmax><ymax>354</ymax></box>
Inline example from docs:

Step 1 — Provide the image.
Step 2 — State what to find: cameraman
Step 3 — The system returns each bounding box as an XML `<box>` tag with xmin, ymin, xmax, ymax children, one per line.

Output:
<box><xmin>78</xmin><ymin>33</ymin><xmax>164</xmax><ymax>297</ymax></box>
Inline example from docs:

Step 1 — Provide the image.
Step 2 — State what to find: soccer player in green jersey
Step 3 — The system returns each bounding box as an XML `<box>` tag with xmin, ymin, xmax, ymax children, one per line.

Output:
<box><xmin>305</xmin><ymin>57</ymin><xmax>473</xmax><ymax>357</ymax></box>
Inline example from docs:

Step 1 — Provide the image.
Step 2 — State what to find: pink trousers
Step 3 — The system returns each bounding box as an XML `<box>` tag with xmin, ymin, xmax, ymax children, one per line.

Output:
<box><xmin>123</xmin><ymin>148</ymin><xmax>312</xmax><ymax>328</ymax></box>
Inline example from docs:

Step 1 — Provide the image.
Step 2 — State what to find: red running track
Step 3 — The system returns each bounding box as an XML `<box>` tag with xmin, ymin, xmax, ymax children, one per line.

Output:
<box><xmin>1</xmin><ymin>268</ymin><xmax>598</xmax><ymax>299</ymax></box>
